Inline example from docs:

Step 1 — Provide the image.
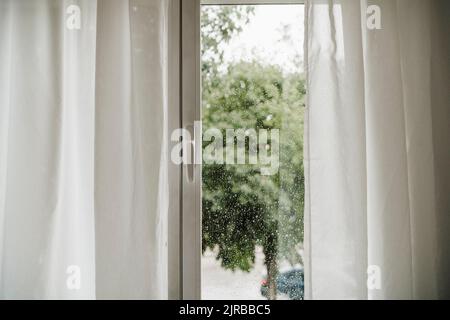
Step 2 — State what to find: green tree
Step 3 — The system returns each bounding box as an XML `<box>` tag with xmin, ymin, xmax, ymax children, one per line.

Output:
<box><xmin>201</xmin><ymin>5</ymin><xmax>255</xmax><ymax>81</ymax></box>
<box><xmin>201</xmin><ymin>6</ymin><xmax>305</xmax><ymax>300</ymax></box>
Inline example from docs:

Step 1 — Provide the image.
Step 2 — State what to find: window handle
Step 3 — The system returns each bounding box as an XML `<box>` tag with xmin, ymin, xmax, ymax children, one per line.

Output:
<box><xmin>184</xmin><ymin>122</ymin><xmax>201</xmax><ymax>183</ymax></box>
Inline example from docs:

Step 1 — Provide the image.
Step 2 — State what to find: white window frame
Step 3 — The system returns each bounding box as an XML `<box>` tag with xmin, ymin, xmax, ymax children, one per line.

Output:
<box><xmin>171</xmin><ymin>0</ymin><xmax>305</xmax><ymax>300</ymax></box>
<box><xmin>167</xmin><ymin>0</ymin><xmax>182</xmax><ymax>300</ymax></box>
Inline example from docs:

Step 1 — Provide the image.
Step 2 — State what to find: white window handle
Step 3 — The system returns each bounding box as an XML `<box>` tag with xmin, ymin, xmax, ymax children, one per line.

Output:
<box><xmin>184</xmin><ymin>122</ymin><xmax>201</xmax><ymax>183</ymax></box>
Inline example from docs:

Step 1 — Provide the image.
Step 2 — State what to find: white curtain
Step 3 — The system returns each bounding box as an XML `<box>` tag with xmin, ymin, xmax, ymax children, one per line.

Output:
<box><xmin>305</xmin><ymin>0</ymin><xmax>450</xmax><ymax>299</ymax></box>
<box><xmin>0</xmin><ymin>0</ymin><xmax>169</xmax><ymax>299</ymax></box>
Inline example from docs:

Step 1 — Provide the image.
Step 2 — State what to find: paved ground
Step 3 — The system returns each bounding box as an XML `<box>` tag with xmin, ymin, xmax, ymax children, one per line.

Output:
<box><xmin>201</xmin><ymin>248</ymin><xmax>266</xmax><ymax>300</ymax></box>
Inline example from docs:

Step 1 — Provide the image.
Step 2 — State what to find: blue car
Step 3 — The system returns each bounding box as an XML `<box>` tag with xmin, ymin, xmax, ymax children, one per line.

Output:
<box><xmin>260</xmin><ymin>268</ymin><xmax>304</xmax><ymax>300</ymax></box>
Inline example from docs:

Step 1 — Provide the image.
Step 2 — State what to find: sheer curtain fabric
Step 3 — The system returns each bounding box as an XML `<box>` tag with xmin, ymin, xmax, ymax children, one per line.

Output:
<box><xmin>304</xmin><ymin>0</ymin><xmax>450</xmax><ymax>300</ymax></box>
<box><xmin>0</xmin><ymin>0</ymin><xmax>169</xmax><ymax>299</ymax></box>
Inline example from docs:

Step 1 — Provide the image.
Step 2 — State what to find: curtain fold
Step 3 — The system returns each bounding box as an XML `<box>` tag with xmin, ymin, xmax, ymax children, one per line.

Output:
<box><xmin>305</xmin><ymin>0</ymin><xmax>450</xmax><ymax>300</ymax></box>
<box><xmin>94</xmin><ymin>0</ymin><xmax>168</xmax><ymax>300</ymax></box>
<box><xmin>0</xmin><ymin>0</ymin><xmax>169</xmax><ymax>299</ymax></box>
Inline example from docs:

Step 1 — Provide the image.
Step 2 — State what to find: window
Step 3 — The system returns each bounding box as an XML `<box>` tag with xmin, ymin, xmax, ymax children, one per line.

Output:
<box><xmin>197</xmin><ymin>0</ymin><xmax>305</xmax><ymax>300</ymax></box>
<box><xmin>175</xmin><ymin>0</ymin><xmax>305</xmax><ymax>299</ymax></box>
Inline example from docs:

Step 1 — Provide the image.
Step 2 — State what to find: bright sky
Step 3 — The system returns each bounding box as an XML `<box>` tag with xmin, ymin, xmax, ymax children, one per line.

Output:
<box><xmin>222</xmin><ymin>5</ymin><xmax>304</xmax><ymax>74</ymax></box>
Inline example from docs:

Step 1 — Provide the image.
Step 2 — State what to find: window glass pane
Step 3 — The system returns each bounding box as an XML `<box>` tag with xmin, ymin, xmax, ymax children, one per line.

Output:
<box><xmin>201</xmin><ymin>4</ymin><xmax>305</xmax><ymax>300</ymax></box>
